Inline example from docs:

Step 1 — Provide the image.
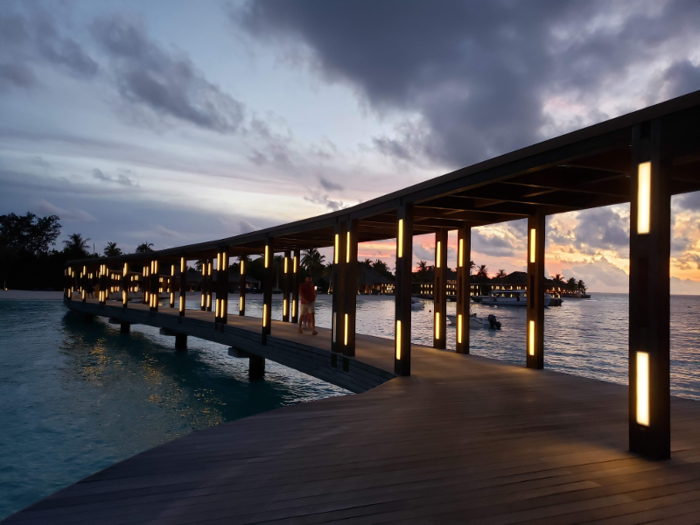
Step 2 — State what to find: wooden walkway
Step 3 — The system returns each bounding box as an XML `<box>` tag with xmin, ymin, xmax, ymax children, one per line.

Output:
<box><xmin>6</xmin><ymin>302</ymin><xmax>700</xmax><ymax>524</ymax></box>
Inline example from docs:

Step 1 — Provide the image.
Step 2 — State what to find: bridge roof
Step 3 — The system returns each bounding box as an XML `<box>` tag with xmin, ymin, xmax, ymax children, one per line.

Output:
<box><xmin>69</xmin><ymin>89</ymin><xmax>700</xmax><ymax>266</ymax></box>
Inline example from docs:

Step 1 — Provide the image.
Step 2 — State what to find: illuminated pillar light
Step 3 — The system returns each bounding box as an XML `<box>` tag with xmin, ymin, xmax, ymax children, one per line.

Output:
<box><xmin>529</xmin><ymin>229</ymin><xmax>536</xmax><ymax>263</ymax></box>
<box><xmin>457</xmin><ymin>314</ymin><xmax>463</xmax><ymax>344</ymax></box>
<box><xmin>240</xmin><ymin>260</ymin><xmax>245</xmax><ymax>275</ymax></box>
<box><xmin>292</xmin><ymin>299</ymin><xmax>296</xmax><ymax>317</ymax></box>
<box><xmin>122</xmin><ymin>291</ymin><xmax>127</xmax><ymax>305</ymax></box>
<box><xmin>396</xmin><ymin>320</ymin><xmax>402</xmax><ymax>360</ymax></box>
<box><xmin>207</xmin><ymin>294</ymin><xmax>211</xmax><ymax>308</ymax></box>
<box><xmin>171</xmin><ymin>265</ymin><xmax>174</xmax><ymax>277</ymax></box>
<box><xmin>180</xmin><ymin>257</ymin><xmax>185</xmax><ymax>273</ymax></box>
<box><xmin>436</xmin><ymin>241</ymin><xmax>441</xmax><ymax>268</ymax></box>
<box><xmin>344</xmin><ymin>313</ymin><xmax>349</xmax><ymax>346</ymax></box>
<box><xmin>638</xmin><ymin>161</ymin><xmax>651</xmax><ymax>235</ymax></box>
<box><xmin>263</xmin><ymin>304</ymin><xmax>268</xmax><ymax>327</ymax></box>
<box><xmin>207</xmin><ymin>262</ymin><xmax>212</xmax><ymax>276</ymax></box>
<box><xmin>637</xmin><ymin>352</ymin><xmax>650</xmax><ymax>426</ymax></box>
<box><xmin>82</xmin><ymin>290</ymin><xmax>86</xmax><ymax>300</ymax></box>
<box><xmin>458</xmin><ymin>239</ymin><xmax>464</xmax><ymax>268</ymax></box>
<box><xmin>528</xmin><ymin>320</ymin><xmax>535</xmax><ymax>356</ymax></box>
<box><xmin>179</xmin><ymin>296</ymin><xmax>185</xmax><ymax>313</ymax></box>
<box><xmin>239</xmin><ymin>296</ymin><xmax>244</xmax><ymax>313</ymax></box>
<box><xmin>293</xmin><ymin>256</ymin><xmax>297</xmax><ymax>273</ymax></box>
<box><xmin>346</xmin><ymin>232</ymin><xmax>351</xmax><ymax>264</ymax></box>
<box><xmin>215</xmin><ymin>299</ymin><xmax>220</xmax><ymax>318</ymax></box>
<box><xmin>397</xmin><ymin>219</ymin><xmax>404</xmax><ymax>258</ymax></box>
<box><xmin>264</xmin><ymin>246</ymin><xmax>270</xmax><ymax>268</ymax></box>
<box><xmin>201</xmin><ymin>294</ymin><xmax>205</xmax><ymax>308</ymax></box>
<box><xmin>283</xmin><ymin>298</ymin><xmax>288</xmax><ymax>316</ymax></box>
<box><xmin>284</xmin><ymin>257</ymin><xmax>288</xmax><ymax>274</ymax></box>
<box><xmin>334</xmin><ymin>234</ymin><xmax>339</xmax><ymax>264</ymax></box>
<box><xmin>170</xmin><ymin>292</ymin><xmax>174</xmax><ymax>306</ymax></box>
<box><xmin>435</xmin><ymin>312</ymin><xmax>441</xmax><ymax>340</ymax></box>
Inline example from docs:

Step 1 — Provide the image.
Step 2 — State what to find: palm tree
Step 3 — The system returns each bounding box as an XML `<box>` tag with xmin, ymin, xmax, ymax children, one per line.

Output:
<box><xmin>416</xmin><ymin>260</ymin><xmax>428</xmax><ymax>272</ymax></box>
<box><xmin>469</xmin><ymin>260</ymin><xmax>476</xmax><ymax>274</ymax></box>
<box><xmin>476</xmin><ymin>264</ymin><xmax>489</xmax><ymax>280</ymax></box>
<box><xmin>495</xmin><ymin>269</ymin><xmax>507</xmax><ymax>281</ymax></box>
<box><xmin>577</xmin><ymin>279</ymin><xmax>587</xmax><ymax>293</ymax></box>
<box><xmin>553</xmin><ymin>273</ymin><xmax>564</xmax><ymax>285</ymax></box>
<box><xmin>104</xmin><ymin>242</ymin><xmax>122</xmax><ymax>257</ymax></box>
<box><xmin>301</xmin><ymin>248</ymin><xmax>326</xmax><ymax>280</ymax></box>
<box><xmin>567</xmin><ymin>277</ymin><xmax>577</xmax><ymax>290</ymax></box>
<box><xmin>63</xmin><ymin>233</ymin><xmax>90</xmax><ymax>259</ymax></box>
<box><xmin>135</xmin><ymin>243</ymin><xmax>154</xmax><ymax>253</ymax></box>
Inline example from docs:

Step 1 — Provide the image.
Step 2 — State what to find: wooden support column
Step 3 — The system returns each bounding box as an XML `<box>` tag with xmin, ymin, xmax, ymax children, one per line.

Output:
<box><xmin>80</xmin><ymin>265</ymin><xmax>87</xmax><ymax>302</ymax></box>
<box><xmin>331</xmin><ymin>221</ymin><xmax>347</xmax><ymax>354</ymax></box>
<box><xmin>456</xmin><ymin>226</ymin><xmax>471</xmax><ymax>354</ymax></box>
<box><xmin>142</xmin><ymin>263</ymin><xmax>148</xmax><ymax>304</ymax></box>
<box><xmin>262</xmin><ymin>240</ymin><xmax>273</xmax><ymax>345</ymax></box>
<box><xmin>526</xmin><ymin>214</ymin><xmax>545</xmax><ymax>369</ymax></box>
<box><xmin>149</xmin><ymin>259</ymin><xmax>159</xmax><ymax>314</ymax></box>
<box><xmin>291</xmin><ymin>249</ymin><xmax>300</xmax><ymax>324</ymax></box>
<box><xmin>168</xmin><ymin>263</ymin><xmax>175</xmax><ymax>309</ymax></box>
<box><xmin>122</xmin><ymin>262</ymin><xmax>129</xmax><ymax>310</ymax></box>
<box><xmin>215</xmin><ymin>247</ymin><xmax>229</xmax><ymax>326</ymax></box>
<box><xmin>64</xmin><ymin>267</ymin><xmax>72</xmax><ymax>301</ymax></box>
<box><xmin>179</xmin><ymin>257</ymin><xmax>187</xmax><ymax>318</ymax></box>
<box><xmin>395</xmin><ymin>202</ymin><xmax>413</xmax><ymax>376</ymax></box>
<box><xmin>238</xmin><ymin>256</ymin><xmax>246</xmax><ymax>316</ymax></box>
<box><xmin>206</xmin><ymin>259</ymin><xmax>213</xmax><ymax>312</ymax></box>
<box><xmin>282</xmin><ymin>251</ymin><xmax>291</xmax><ymax>322</ymax></box>
<box><xmin>629</xmin><ymin>121</ymin><xmax>671</xmax><ymax>460</ymax></box>
<box><xmin>200</xmin><ymin>260</ymin><xmax>207</xmax><ymax>311</ymax></box>
<box><xmin>433</xmin><ymin>230</ymin><xmax>448</xmax><ymax>349</ymax></box>
<box><xmin>344</xmin><ymin>219</ymin><xmax>359</xmax><ymax>357</ymax></box>
<box><xmin>99</xmin><ymin>263</ymin><xmax>108</xmax><ymax>306</ymax></box>
<box><xmin>249</xmin><ymin>355</ymin><xmax>265</xmax><ymax>380</ymax></box>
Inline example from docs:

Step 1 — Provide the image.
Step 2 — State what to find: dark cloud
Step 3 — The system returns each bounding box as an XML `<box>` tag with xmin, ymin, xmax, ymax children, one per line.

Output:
<box><xmin>233</xmin><ymin>0</ymin><xmax>700</xmax><ymax>168</ymax></box>
<box><xmin>303</xmin><ymin>190</ymin><xmax>344</xmax><ymax>211</ymax></box>
<box><xmin>677</xmin><ymin>191</ymin><xmax>700</xmax><ymax>211</ymax></box>
<box><xmin>36</xmin><ymin>198</ymin><xmax>96</xmax><ymax>223</ymax></box>
<box><xmin>472</xmin><ymin>230</ymin><xmax>517</xmax><ymax>258</ymax></box>
<box><xmin>0</xmin><ymin>4</ymin><xmax>97</xmax><ymax>90</ymax></box>
<box><xmin>319</xmin><ymin>175</ymin><xmax>343</xmax><ymax>191</ymax></box>
<box><xmin>91</xmin><ymin>15</ymin><xmax>244</xmax><ymax>133</ymax></box>
<box><xmin>92</xmin><ymin>168</ymin><xmax>137</xmax><ymax>187</ymax></box>
<box><xmin>571</xmin><ymin>206</ymin><xmax>629</xmax><ymax>255</ymax></box>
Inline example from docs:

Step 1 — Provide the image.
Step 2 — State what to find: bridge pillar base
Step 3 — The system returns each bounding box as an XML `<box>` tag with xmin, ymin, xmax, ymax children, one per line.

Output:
<box><xmin>250</xmin><ymin>355</ymin><xmax>265</xmax><ymax>380</ymax></box>
<box><xmin>175</xmin><ymin>334</ymin><xmax>187</xmax><ymax>352</ymax></box>
<box><xmin>120</xmin><ymin>322</ymin><xmax>130</xmax><ymax>334</ymax></box>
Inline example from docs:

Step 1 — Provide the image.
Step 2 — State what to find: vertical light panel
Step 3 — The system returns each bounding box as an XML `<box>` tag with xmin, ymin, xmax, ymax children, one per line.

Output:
<box><xmin>215</xmin><ymin>299</ymin><xmax>220</xmax><ymax>318</ymax></box>
<box><xmin>201</xmin><ymin>294</ymin><xmax>205</xmax><ymax>307</ymax></box>
<box><xmin>180</xmin><ymin>296</ymin><xmax>185</xmax><ymax>313</ymax></box>
<box><xmin>458</xmin><ymin>239</ymin><xmax>464</xmax><ymax>268</ymax></box>
<box><xmin>239</xmin><ymin>296</ymin><xmax>243</xmax><ymax>312</ymax></box>
<box><xmin>638</xmin><ymin>161</ymin><xmax>651</xmax><ymax>235</ymax></box>
<box><xmin>637</xmin><ymin>351</ymin><xmax>650</xmax><ymax>426</ymax></box>
<box><xmin>436</xmin><ymin>241</ymin><xmax>441</xmax><ymax>268</ymax></box>
<box><xmin>263</xmin><ymin>304</ymin><xmax>268</xmax><ymax>327</ymax></box>
<box><xmin>344</xmin><ymin>313</ymin><xmax>349</xmax><ymax>346</ymax></box>
<box><xmin>283</xmin><ymin>298</ymin><xmax>288</xmax><ymax>316</ymax></box>
<box><xmin>284</xmin><ymin>257</ymin><xmax>288</xmax><ymax>274</ymax></box>
<box><xmin>346</xmin><ymin>232</ymin><xmax>351</xmax><ymax>264</ymax></box>
<box><xmin>457</xmin><ymin>314</ymin><xmax>463</xmax><ymax>344</ymax></box>
<box><xmin>206</xmin><ymin>294</ymin><xmax>211</xmax><ymax>308</ymax></box>
<box><xmin>180</xmin><ymin>257</ymin><xmax>185</xmax><ymax>273</ymax></box>
<box><xmin>396</xmin><ymin>320</ymin><xmax>402</xmax><ymax>360</ymax></box>
<box><xmin>397</xmin><ymin>219</ymin><xmax>404</xmax><ymax>258</ymax></box>
<box><xmin>123</xmin><ymin>263</ymin><xmax>128</xmax><ymax>277</ymax></box>
<box><xmin>435</xmin><ymin>312</ymin><xmax>441</xmax><ymax>340</ymax></box>
<box><xmin>293</xmin><ymin>256</ymin><xmax>297</xmax><ymax>273</ymax></box>
<box><xmin>122</xmin><ymin>291</ymin><xmax>127</xmax><ymax>305</ymax></box>
<box><xmin>528</xmin><ymin>320</ymin><xmax>535</xmax><ymax>356</ymax></box>
<box><xmin>334</xmin><ymin>234</ymin><xmax>339</xmax><ymax>264</ymax></box>
<box><xmin>240</xmin><ymin>260</ymin><xmax>245</xmax><ymax>274</ymax></box>
<box><xmin>529</xmin><ymin>229</ymin><xmax>537</xmax><ymax>263</ymax></box>
<box><xmin>292</xmin><ymin>299</ymin><xmax>296</xmax><ymax>318</ymax></box>
<box><xmin>207</xmin><ymin>262</ymin><xmax>212</xmax><ymax>276</ymax></box>
<box><xmin>264</xmin><ymin>246</ymin><xmax>270</xmax><ymax>268</ymax></box>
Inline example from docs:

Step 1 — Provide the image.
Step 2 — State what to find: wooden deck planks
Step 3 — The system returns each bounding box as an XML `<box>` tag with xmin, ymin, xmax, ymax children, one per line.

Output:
<box><xmin>5</xmin><ymin>300</ymin><xmax>700</xmax><ymax>524</ymax></box>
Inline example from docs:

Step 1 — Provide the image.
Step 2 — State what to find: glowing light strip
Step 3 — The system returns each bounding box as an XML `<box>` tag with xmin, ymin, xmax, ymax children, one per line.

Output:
<box><xmin>528</xmin><ymin>320</ymin><xmax>535</xmax><ymax>356</ymax></box>
<box><xmin>292</xmin><ymin>299</ymin><xmax>296</xmax><ymax>317</ymax></box>
<box><xmin>637</xmin><ymin>352</ymin><xmax>650</xmax><ymax>426</ymax></box>
<box><xmin>344</xmin><ymin>313</ymin><xmax>349</xmax><ymax>346</ymax></box>
<box><xmin>240</xmin><ymin>260</ymin><xmax>245</xmax><ymax>274</ymax></box>
<box><xmin>293</xmin><ymin>256</ymin><xmax>297</xmax><ymax>273</ymax></box>
<box><xmin>283</xmin><ymin>298</ymin><xmax>288</xmax><ymax>316</ymax></box>
<box><xmin>397</xmin><ymin>219</ymin><xmax>404</xmax><ymax>258</ymax></box>
<box><xmin>346</xmin><ymin>232</ymin><xmax>351</xmax><ymax>264</ymax></box>
<box><xmin>207</xmin><ymin>262</ymin><xmax>212</xmax><ymax>276</ymax></box>
<box><xmin>264</xmin><ymin>246</ymin><xmax>270</xmax><ymax>268</ymax></box>
<box><xmin>239</xmin><ymin>296</ymin><xmax>244</xmax><ymax>312</ymax></box>
<box><xmin>436</xmin><ymin>240</ymin><xmax>441</xmax><ymax>268</ymax></box>
<box><xmin>529</xmin><ymin>229</ymin><xmax>536</xmax><ymax>264</ymax></box>
<box><xmin>638</xmin><ymin>161</ymin><xmax>651</xmax><ymax>234</ymax></box>
<box><xmin>207</xmin><ymin>294</ymin><xmax>211</xmax><ymax>308</ymax></box>
<box><xmin>263</xmin><ymin>304</ymin><xmax>268</xmax><ymax>327</ymax></box>
<box><xmin>201</xmin><ymin>294</ymin><xmax>205</xmax><ymax>307</ymax></box>
<box><xmin>457</xmin><ymin>314</ymin><xmax>463</xmax><ymax>344</ymax></box>
<box><xmin>181</xmin><ymin>257</ymin><xmax>185</xmax><ymax>273</ymax></box>
<box><xmin>458</xmin><ymin>238</ymin><xmax>464</xmax><ymax>268</ymax></box>
<box><xmin>435</xmin><ymin>312</ymin><xmax>441</xmax><ymax>340</ymax></box>
<box><xmin>284</xmin><ymin>257</ymin><xmax>288</xmax><ymax>274</ymax></box>
<box><xmin>122</xmin><ymin>291</ymin><xmax>127</xmax><ymax>305</ymax></box>
<box><xmin>334</xmin><ymin>234</ymin><xmax>339</xmax><ymax>264</ymax></box>
<box><xmin>215</xmin><ymin>299</ymin><xmax>220</xmax><ymax>318</ymax></box>
<box><xmin>180</xmin><ymin>296</ymin><xmax>185</xmax><ymax>312</ymax></box>
<box><xmin>396</xmin><ymin>320</ymin><xmax>402</xmax><ymax>360</ymax></box>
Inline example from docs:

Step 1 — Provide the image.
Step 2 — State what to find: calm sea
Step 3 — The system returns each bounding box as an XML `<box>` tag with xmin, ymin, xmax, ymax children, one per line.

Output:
<box><xmin>1</xmin><ymin>293</ymin><xmax>699</xmax><ymax>519</ymax></box>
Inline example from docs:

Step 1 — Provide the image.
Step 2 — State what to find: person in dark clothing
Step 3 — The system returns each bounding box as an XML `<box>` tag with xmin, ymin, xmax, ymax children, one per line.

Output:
<box><xmin>298</xmin><ymin>277</ymin><xmax>317</xmax><ymax>335</ymax></box>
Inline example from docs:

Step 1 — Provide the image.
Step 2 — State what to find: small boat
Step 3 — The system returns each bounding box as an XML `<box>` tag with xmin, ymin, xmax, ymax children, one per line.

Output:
<box><xmin>446</xmin><ymin>313</ymin><xmax>501</xmax><ymax>329</ymax></box>
<box><xmin>480</xmin><ymin>290</ymin><xmax>551</xmax><ymax>307</ymax></box>
<box><xmin>411</xmin><ymin>298</ymin><xmax>425</xmax><ymax>310</ymax></box>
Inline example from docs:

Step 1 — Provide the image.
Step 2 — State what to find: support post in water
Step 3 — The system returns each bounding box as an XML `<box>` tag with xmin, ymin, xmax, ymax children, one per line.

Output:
<box><xmin>395</xmin><ymin>202</ymin><xmax>413</xmax><ymax>376</ymax></box>
<box><xmin>629</xmin><ymin>121</ymin><xmax>671</xmax><ymax>460</ymax></box>
<box><xmin>175</xmin><ymin>333</ymin><xmax>187</xmax><ymax>352</ymax></box>
<box><xmin>179</xmin><ymin>256</ymin><xmax>186</xmax><ymax>318</ymax></box>
<box><xmin>433</xmin><ymin>229</ymin><xmax>448</xmax><ymax>350</ymax></box>
<box><xmin>215</xmin><ymin>247</ymin><xmax>229</xmax><ymax>327</ymax></box>
<box><xmin>526</xmin><ymin>214</ymin><xmax>545</xmax><ymax>369</ymax></box>
<box><xmin>282</xmin><ymin>250</ymin><xmax>291</xmax><ymax>322</ymax></box>
<box><xmin>456</xmin><ymin>226</ymin><xmax>471</xmax><ymax>354</ymax></box>
<box><xmin>249</xmin><ymin>355</ymin><xmax>265</xmax><ymax>380</ymax></box>
<box><xmin>239</xmin><ymin>255</ymin><xmax>246</xmax><ymax>316</ymax></box>
<box><xmin>291</xmin><ymin>249</ymin><xmax>300</xmax><ymax>324</ymax></box>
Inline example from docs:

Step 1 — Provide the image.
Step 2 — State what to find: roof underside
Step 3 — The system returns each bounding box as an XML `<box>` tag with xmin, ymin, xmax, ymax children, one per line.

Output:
<box><xmin>69</xmin><ymin>90</ymin><xmax>700</xmax><ymax>266</ymax></box>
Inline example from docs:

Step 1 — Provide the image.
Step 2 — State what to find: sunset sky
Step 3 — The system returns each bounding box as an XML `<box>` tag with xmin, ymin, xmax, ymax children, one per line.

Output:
<box><xmin>1</xmin><ymin>1</ymin><xmax>699</xmax><ymax>293</ymax></box>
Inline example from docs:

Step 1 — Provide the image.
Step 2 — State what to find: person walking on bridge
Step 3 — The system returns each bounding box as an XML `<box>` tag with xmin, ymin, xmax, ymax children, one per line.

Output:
<box><xmin>299</xmin><ymin>276</ymin><xmax>317</xmax><ymax>335</ymax></box>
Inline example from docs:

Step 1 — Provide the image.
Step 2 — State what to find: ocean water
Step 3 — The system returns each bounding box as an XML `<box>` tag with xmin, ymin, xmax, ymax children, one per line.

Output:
<box><xmin>1</xmin><ymin>293</ymin><xmax>699</xmax><ymax>519</ymax></box>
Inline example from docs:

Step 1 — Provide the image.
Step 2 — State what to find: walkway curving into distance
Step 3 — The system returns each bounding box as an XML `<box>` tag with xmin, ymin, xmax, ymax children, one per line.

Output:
<box><xmin>6</xmin><ymin>300</ymin><xmax>700</xmax><ymax>524</ymax></box>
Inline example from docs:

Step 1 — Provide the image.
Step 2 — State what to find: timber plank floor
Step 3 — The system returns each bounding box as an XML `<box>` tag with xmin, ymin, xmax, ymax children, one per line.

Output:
<box><xmin>6</xmin><ymin>300</ymin><xmax>700</xmax><ymax>524</ymax></box>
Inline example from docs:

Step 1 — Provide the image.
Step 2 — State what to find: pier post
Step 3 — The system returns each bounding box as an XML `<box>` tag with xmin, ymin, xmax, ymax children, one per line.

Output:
<box><xmin>291</xmin><ymin>249</ymin><xmax>300</xmax><ymax>324</ymax></box>
<box><xmin>239</xmin><ymin>255</ymin><xmax>246</xmax><ymax>316</ymax></box>
<box><xmin>331</xmin><ymin>221</ymin><xmax>347</xmax><ymax>353</ymax></box>
<box><xmin>215</xmin><ymin>247</ymin><xmax>229</xmax><ymax>327</ymax></box>
<box><xmin>526</xmin><ymin>214</ymin><xmax>545</xmax><ymax>369</ymax></box>
<box><xmin>262</xmin><ymin>239</ymin><xmax>273</xmax><ymax>345</ymax></box>
<box><xmin>169</xmin><ymin>263</ymin><xmax>175</xmax><ymax>309</ymax></box>
<box><xmin>344</xmin><ymin>219</ymin><xmax>358</xmax><ymax>357</ymax></box>
<box><xmin>179</xmin><ymin>257</ymin><xmax>186</xmax><ymax>318</ymax></box>
<box><xmin>456</xmin><ymin>226</ymin><xmax>471</xmax><ymax>354</ymax></box>
<box><xmin>200</xmin><ymin>259</ymin><xmax>207</xmax><ymax>311</ymax></box>
<box><xmin>395</xmin><ymin>202</ymin><xmax>413</xmax><ymax>376</ymax></box>
<box><xmin>433</xmin><ymin>229</ymin><xmax>448</xmax><ymax>349</ymax></box>
<box><xmin>175</xmin><ymin>333</ymin><xmax>187</xmax><ymax>352</ymax></box>
<box><xmin>249</xmin><ymin>355</ymin><xmax>265</xmax><ymax>380</ymax></box>
<box><xmin>629</xmin><ymin>121</ymin><xmax>671</xmax><ymax>460</ymax></box>
<box><xmin>81</xmin><ymin>266</ymin><xmax>86</xmax><ymax>302</ymax></box>
<box><xmin>149</xmin><ymin>259</ymin><xmax>159</xmax><ymax>314</ymax></box>
<box><xmin>99</xmin><ymin>263</ymin><xmax>107</xmax><ymax>307</ymax></box>
<box><xmin>283</xmin><ymin>251</ymin><xmax>291</xmax><ymax>322</ymax></box>
<box><xmin>206</xmin><ymin>259</ymin><xmax>213</xmax><ymax>312</ymax></box>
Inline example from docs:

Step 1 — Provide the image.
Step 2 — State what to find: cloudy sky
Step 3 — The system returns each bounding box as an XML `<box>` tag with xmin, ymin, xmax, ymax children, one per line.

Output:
<box><xmin>1</xmin><ymin>0</ymin><xmax>699</xmax><ymax>293</ymax></box>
